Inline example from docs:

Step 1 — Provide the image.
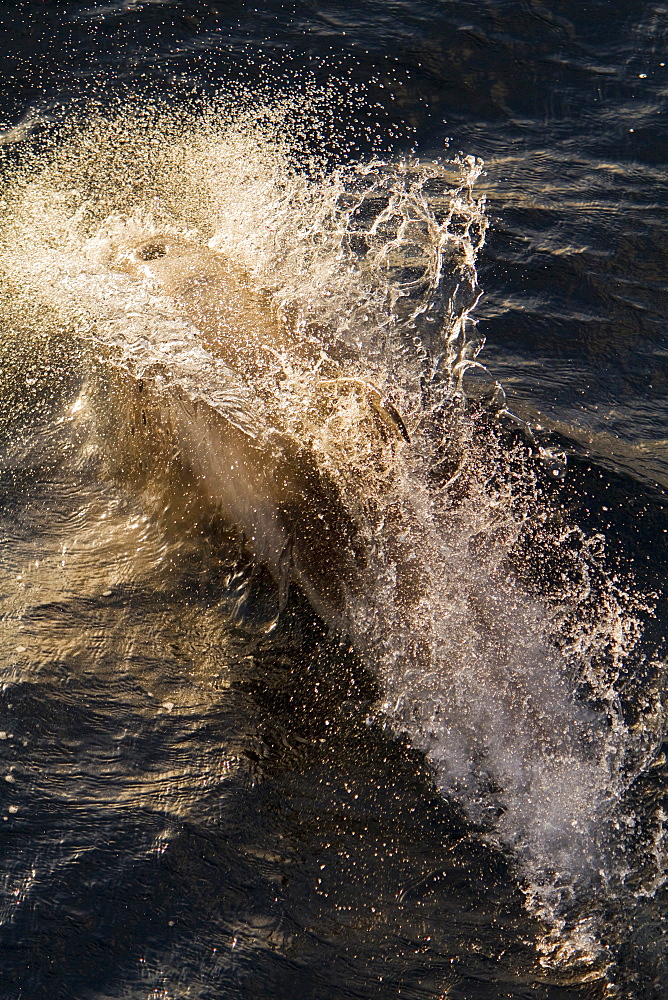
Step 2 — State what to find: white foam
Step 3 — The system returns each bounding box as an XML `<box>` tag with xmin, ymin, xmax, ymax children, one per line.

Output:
<box><xmin>0</xmin><ymin>101</ymin><xmax>661</xmax><ymax>974</ymax></box>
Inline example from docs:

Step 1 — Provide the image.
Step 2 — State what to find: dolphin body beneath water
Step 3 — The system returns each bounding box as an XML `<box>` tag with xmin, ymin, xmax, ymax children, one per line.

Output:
<box><xmin>92</xmin><ymin>236</ymin><xmax>412</xmax><ymax>628</ymax></box>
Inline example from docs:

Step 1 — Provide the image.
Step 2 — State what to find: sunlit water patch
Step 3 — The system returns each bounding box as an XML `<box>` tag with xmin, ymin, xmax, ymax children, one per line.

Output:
<box><xmin>0</xmin><ymin>98</ymin><xmax>664</xmax><ymax>992</ymax></box>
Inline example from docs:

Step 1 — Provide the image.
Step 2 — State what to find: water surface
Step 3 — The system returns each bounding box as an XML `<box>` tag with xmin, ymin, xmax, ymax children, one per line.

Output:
<box><xmin>0</xmin><ymin>3</ymin><xmax>666</xmax><ymax>999</ymax></box>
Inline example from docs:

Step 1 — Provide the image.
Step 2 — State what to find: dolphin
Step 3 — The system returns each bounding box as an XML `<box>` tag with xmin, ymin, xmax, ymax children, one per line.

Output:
<box><xmin>92</xmin><ymin>236</ymin><xmax>411</xmax><ymax>627</ymax></box>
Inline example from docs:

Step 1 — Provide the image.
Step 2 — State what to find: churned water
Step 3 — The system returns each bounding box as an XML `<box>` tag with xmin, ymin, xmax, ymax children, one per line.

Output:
<box><xmin>0</xmin><ymin>4</ymin><xmax>666</xmax><ymax>999</ymax></box>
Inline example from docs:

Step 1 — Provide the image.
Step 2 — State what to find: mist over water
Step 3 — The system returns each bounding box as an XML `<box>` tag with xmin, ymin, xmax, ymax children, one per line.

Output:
<box><xmin>0</xmin><ymin>98</ymin><xmax>664</xmax><ymax>994</ymax></box>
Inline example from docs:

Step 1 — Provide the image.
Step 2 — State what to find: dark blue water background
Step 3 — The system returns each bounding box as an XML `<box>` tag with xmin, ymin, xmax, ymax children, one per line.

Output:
<box><xmin>0</xmin><ymin>3</ymin><xmax>667</xmax><ymax>999</ymax></box>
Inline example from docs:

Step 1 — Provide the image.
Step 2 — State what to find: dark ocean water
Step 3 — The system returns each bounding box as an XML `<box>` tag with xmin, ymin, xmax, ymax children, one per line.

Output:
<box><xmin>0</xmin><ymin>3</ymin><xmax>666</xmax><ymax>999</ymax></box>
